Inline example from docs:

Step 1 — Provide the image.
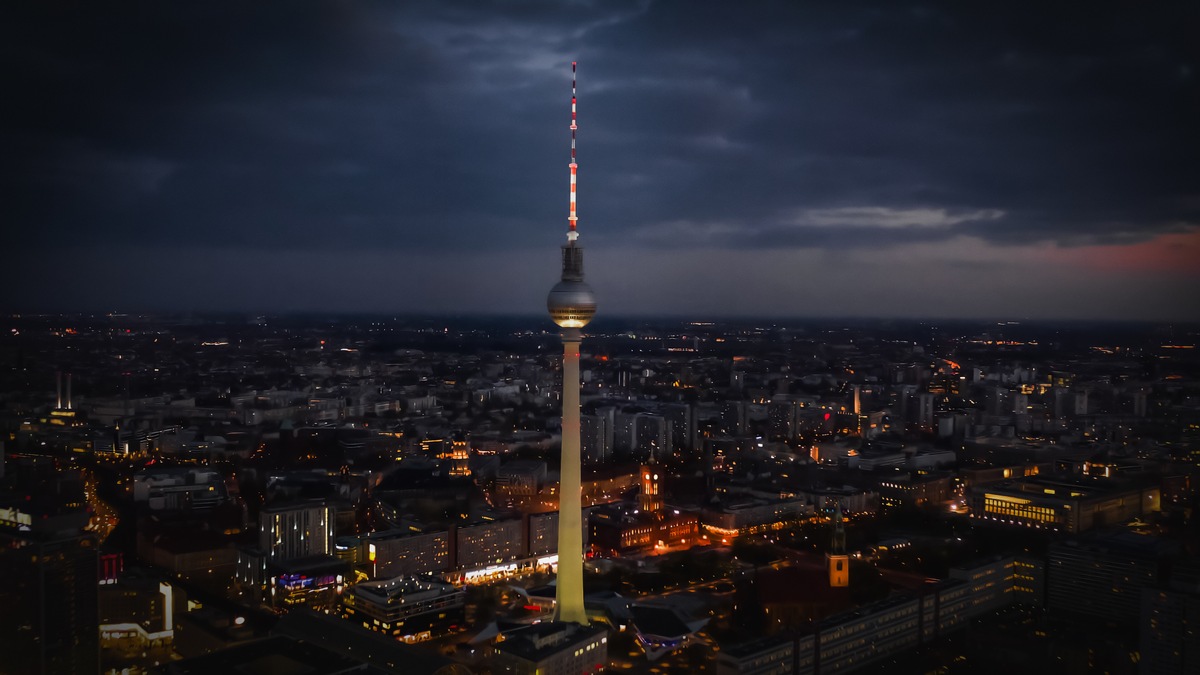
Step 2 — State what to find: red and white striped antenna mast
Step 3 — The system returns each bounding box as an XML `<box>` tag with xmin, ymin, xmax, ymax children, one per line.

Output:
<box><xmin>567</xmin><ymin>61</ymin><xmax>579</xmax><ymax>242</ymax></box>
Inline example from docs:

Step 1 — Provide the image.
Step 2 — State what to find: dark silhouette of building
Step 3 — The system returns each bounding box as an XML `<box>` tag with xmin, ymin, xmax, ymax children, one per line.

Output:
<box><xmin>1</xmin><ymin>456</ymin><xmax>99</xmax><ymax>674</ymax></box>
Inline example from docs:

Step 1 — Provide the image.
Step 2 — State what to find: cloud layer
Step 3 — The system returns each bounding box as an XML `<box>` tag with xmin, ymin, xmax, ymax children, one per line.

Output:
<box><xmin>2</xmin><ymin>1</ymin><xmax>1197</xmax><ymax>318</ymax></box>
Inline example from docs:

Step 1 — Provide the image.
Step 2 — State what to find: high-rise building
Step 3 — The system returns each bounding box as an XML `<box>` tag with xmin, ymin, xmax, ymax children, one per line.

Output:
<box><xmin>767</xmin><ymin>399</ymin><xmax>800</xmax><ymax>441</ymax></box>
<box><xmin>580</xmin><ymin>413</ymin><xmax>611</xmax><ymax>464</ymax></box>
<box><xmin>1047</xmin><ymin>532</ymin><xmax>1174</xmax><ymax>623</ymax></box>
<box><xmin>634</xmin><ymin>413</ymin><xmax>670</xmax><ymax>461</ymax></box>
<box><xmin>259</xmin><ymin>500</ymin><xmax>334</xmax><ymax>561</ymax></box>
<box><xmin>612</xmin><ymin>410</ymin><xmax>638</xmax><ymax>454</ymax></box>
<box><xmin>545</xmin><ymin>61</ymin><xmax>596</xmax><ymax>627</ymax></box>
<box><xmin>916</xmin><ymin>392</ymin><xmax>935</xmax><ymax>432</ymax></box>
<box><xmin>662</xmin><ymin>403</ymin><xmax>696</xmax><ymax>456</ymax></box>
<box><xmin>0</xmin><ymin>486</ymin><xmax>99</xmax><ymax>675</ymax></box>
<box><xmin>722</xmin><ymin>401</ymin><xmax>750</xmax><ymax>436</ymax></box>
<box><xmin>1140</xmin><ymin>585</ymin><xmax>1200</xmax><ymax>675</ymax></box>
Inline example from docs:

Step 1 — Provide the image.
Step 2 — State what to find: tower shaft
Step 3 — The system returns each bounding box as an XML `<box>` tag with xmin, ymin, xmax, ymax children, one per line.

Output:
<box><xmin>547</xmin><ymin>61</ymin><xmax>593</xmax><ymax>625</ymax></box>
<box><xmin>554</xmin><ymin>328</ymin><xmax>587</xmax><ymax>624</ymax></box>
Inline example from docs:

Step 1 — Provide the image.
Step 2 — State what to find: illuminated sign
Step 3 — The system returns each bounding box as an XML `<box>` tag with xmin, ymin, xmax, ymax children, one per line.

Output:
<box><xmin>463</xmin><ymin>563</ymin><xmax>517</xmax><ymax>581</ymax></box>
<box><xmin>277</xmin><ymin>573</ymin><xmax>338</xmax><ymax>590</ymax></box>
<box><xmin>983</xmin><ymin>493</ymin><xmax>1031</xmax><ymax>505</ymax></box>
<box><xmin>0</xmin><ymin>507</ymin><xmax>32</xmax><ymax>530</ymax></box>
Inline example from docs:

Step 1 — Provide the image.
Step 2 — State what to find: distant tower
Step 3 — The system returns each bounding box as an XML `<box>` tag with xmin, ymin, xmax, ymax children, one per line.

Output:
<box><xmin>547</xmin><ymin>62</ymin><xmax>596</xmax><ymax>627</ymax></box>
<box><xmin>852</xmin><ymin>384</ymin><xmax>862</xmax><ymax>436</ymax></box>
<box><xmin>828</xmin><ymin>501</ymin><xmax>849</xmax><ymax>587</ymax></box>
<box><xmin>638</xmin><ymin>463</ymin><xmax>663</xmax><ymax>514</ymax></box>
<box><xmin>916</xmin><ymin>392</ymin><xmax>935</xmax><ymax>433</ymax></box>
<box><xmin>55</xmin><ymin>371</ymin><xmax>74</xmax><ymax>411</ymax></box>
<box><xmin>449</xmin><ymin>438</ymin><xmax>471</xmax><ymax>478</ymax></box>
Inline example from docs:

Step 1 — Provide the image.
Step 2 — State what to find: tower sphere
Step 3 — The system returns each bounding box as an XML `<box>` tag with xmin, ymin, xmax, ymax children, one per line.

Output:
<box><xmin>547</xmin><ymin>280</ymin><xmax>596</xmax><ymax>328</ymax></box>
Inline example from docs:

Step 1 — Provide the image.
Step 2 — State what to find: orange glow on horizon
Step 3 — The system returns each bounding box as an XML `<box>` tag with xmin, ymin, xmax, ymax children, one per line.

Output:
<box><xmin>1046</xmin><ymin>228</ymin><xmax>1200</xmax><ymax>276</ymax></box>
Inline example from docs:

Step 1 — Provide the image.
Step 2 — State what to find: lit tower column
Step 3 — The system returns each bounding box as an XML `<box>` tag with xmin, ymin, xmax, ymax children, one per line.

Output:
<box><xmin>546</xmin><ymin>61</ymin><xmax>595</xmax><ymax>626</ymax></box>
<box><xmin>853</xmin><ymin>384</ymin><xmax>862</xmax><ymax>437</ymax></box>
<box><xmin>828</xmin><ymin>502</ymin><xmax>849</xmax><ymax>588</ymax></box>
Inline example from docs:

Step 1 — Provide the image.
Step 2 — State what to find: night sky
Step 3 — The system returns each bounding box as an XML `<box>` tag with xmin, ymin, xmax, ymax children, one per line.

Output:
<box><xmin>4</xmin><ymin>1</ymin><xmax>1198</xmax><ymax>320</ymax></box>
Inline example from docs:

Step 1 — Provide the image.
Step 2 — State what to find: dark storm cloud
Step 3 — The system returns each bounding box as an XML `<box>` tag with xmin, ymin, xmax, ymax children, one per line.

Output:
<box><xmin>2</xmin><ymin>2</ymin><xmax>1197</xmax><ymax>262</ymax></box>
<box><xmin>578</xmin><ymin>2</ymin><xmax>1200</xmax><ymax>250</ymax></box>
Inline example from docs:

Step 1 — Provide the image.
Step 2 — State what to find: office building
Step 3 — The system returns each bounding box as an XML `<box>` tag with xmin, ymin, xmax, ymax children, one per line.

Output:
<box><xmin>491</xmin><ymin>622</ymin><xmax>608</xmax><ymax>675</ymax></box>
<box><xmin>1048</xmin><ymin>532</ymin><xmax>1175</xmax><ymax>623</ymax></box>
<box><xmin>454</xmin><ymin>518</ymin><xmax>524</xmax><ymax>571</ymax></box>
<box><xmin>259</xmin><ymin>500</ymin><xmax>334</xmax><ymax>561</ymax></box>
<box><xmin>663</xmin><ymin>403</ymin><xmax>696</xmax><ymax>456</ymax></box>
<box><xmin>365</xmin><ymin>528</ymin><xmax>451</xmax><ymax>578</ymax></box>
<box><xmin>0</xmin><ymin>503</ymin><xmax>99</xmax><ymax>675</ymax></box>
<box><xmin>581</xmin><ymin>413</ymin><xmax>612</xmax><ymax>464</ymax></box>
<box><xmin>341</xmin><ymin>575</ymin><xmax>465</xmax><ymax>643</ymax></box>
<box><xmin>1140</xmin><ymin>586</ymin><xmax>1200</xmax><ymax>675</ymax></box>
<box><xmin>969</xmin><ymin>474</ymin><xmax>1160</xmax><ymax>533</ymax></box>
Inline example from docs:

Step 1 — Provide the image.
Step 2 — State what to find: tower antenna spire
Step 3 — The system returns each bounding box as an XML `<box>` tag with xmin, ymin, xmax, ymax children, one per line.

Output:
<box><xmin>568</xmin><ymin>61</ymin><xmax>579</xmax><ymax>242</ymax></box>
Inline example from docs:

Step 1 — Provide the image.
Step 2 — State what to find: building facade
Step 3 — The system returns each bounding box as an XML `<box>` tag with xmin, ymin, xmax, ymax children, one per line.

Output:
<box><xmin>259</xmin><ymin>501</ymin><xmax>334</xmax><ymax>561</ymax></box>
<box><xmin>341</xmin><ymin>575</ymin><xmax>465</xmax><ymax>643</ymax></box>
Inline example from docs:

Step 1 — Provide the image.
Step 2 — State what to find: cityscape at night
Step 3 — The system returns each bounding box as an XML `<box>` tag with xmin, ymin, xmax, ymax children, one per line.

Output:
<box><xmin>2</xmin><ymin>2</ymin><xmax>1198</xmax><ymax>675</ymax></box>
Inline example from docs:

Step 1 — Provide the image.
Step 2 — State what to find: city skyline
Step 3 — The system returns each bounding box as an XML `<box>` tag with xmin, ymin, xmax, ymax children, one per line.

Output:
<box><xmin>3</xmin><ymin>2</ymin><xmax>1198</xmax><ymax>320</ymax></box>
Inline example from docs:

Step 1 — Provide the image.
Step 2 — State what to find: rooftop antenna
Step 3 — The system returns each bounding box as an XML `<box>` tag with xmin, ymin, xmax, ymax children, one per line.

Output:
<box><xmin>567</xmin><ymin>61</ymin><xmax>579</xmax><ymax>242</ymax></box>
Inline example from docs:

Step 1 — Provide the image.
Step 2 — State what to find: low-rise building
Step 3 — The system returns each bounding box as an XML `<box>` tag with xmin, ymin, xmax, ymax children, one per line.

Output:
<box><xmin>969</xmin><ymin>475</ymin><xmax>1160</xmax><ymax>533</ymax></box>
<box><xmin>877</xmin><ymin>472</ymin><xmax>952</xmax><ymax>510</ymax></box>
<box><xmin>491</xmin><ymin>622</ymin><xmax>608</xmax><ymax>675</ymax></box>
<box><xmin>341</xmin><ymin>575</ymin><xmax>464</xmax><ymax>643</ymax></box>
<box><xmin>133</xmin><ymin>467</ymin><xmax>226</xmax><ymax>512</ymax></box>
<box><xmin>700</xmin><ymin>496</ymin><xmax>812</xmax><ymax>541</ymax></box>
<box><xmin>589</xmin><ymin>505</ymin><xmax>699</xmax><ymax>554</ymax></box>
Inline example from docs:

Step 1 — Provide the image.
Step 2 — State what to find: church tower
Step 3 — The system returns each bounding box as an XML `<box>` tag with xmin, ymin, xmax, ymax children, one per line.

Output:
<box><xmin>638</xmin><ymin>463</ymin><xmax>663</xmax><ymax>514</ymax></box>
<box><xmin>827</xmin><ymin>501</ymin><xmax>849</xmax><ymax>588</ymax></box>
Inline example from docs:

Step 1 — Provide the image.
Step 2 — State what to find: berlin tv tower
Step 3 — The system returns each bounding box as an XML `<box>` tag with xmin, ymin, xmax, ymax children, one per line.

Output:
<box><xmin>546</xmin><ymin>61</ymin><xmax>596</xmax><ymax>626</ymax></box>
